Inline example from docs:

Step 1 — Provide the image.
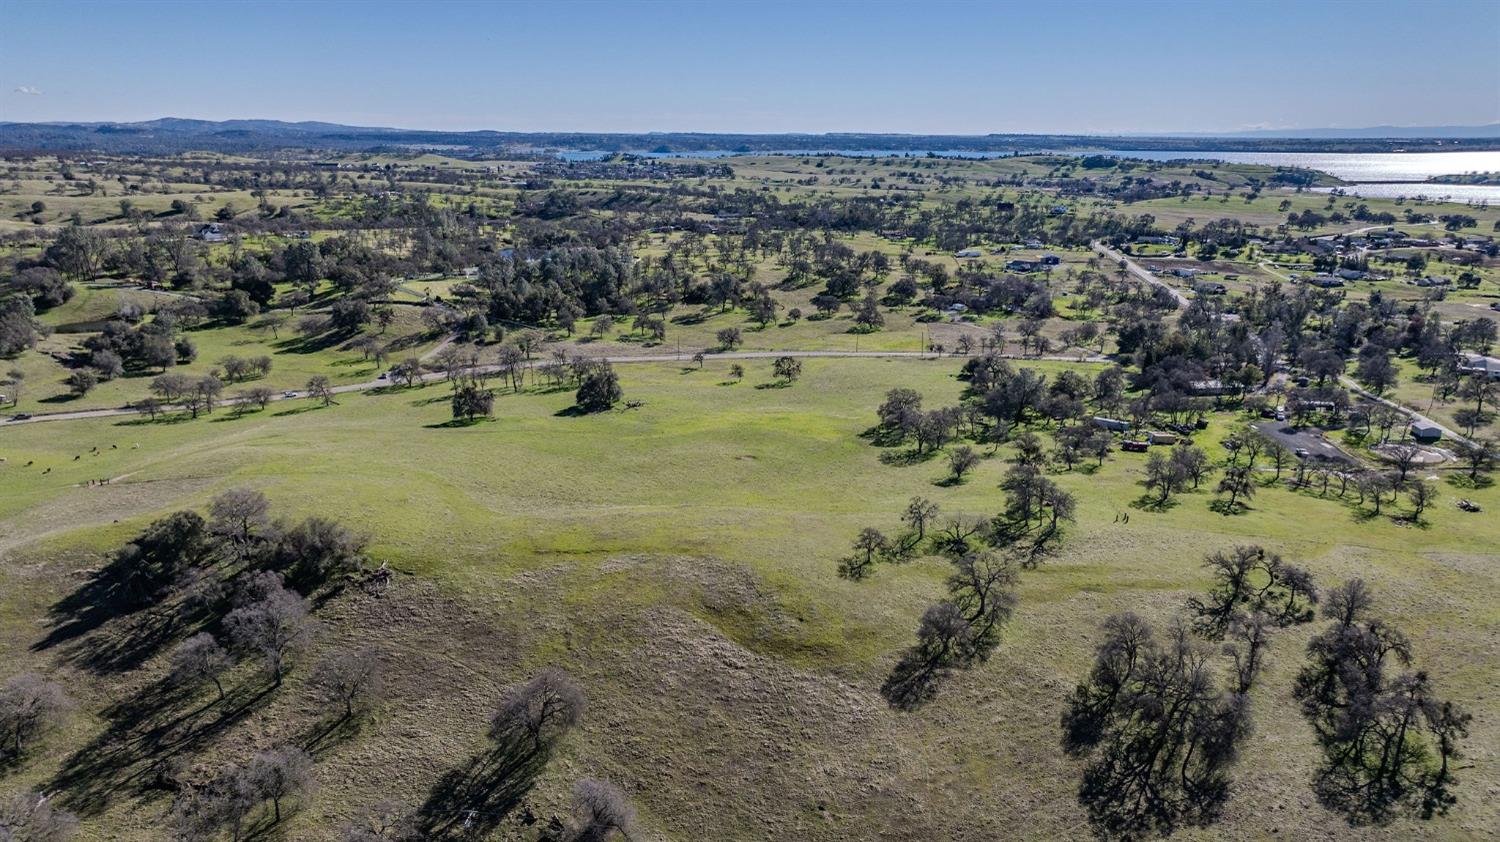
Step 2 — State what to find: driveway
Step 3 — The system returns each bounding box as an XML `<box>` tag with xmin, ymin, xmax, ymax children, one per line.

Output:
<box><xmin>1251</xmin><ymin>420</ymin><xmax>1356</xmax><ymax>465</ymax></box>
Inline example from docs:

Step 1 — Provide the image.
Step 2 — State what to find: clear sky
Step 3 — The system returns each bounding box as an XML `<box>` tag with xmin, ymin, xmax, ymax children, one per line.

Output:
<box><xmin>2</xmin><ymin>0</ymin><xmax>1497</xmax><ymax>135</ymax></box>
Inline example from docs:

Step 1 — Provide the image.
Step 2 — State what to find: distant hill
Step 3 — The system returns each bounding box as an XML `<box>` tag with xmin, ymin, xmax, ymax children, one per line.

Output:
<box><xmin>2</xmin><ymin>118</ymin><xmax>1499</xmax><ymax>155</ymax></box>
<box><xmin>1171</xmin><ymin>123</ymin><xmax>1500</xmax><ymax>140</ymax></box>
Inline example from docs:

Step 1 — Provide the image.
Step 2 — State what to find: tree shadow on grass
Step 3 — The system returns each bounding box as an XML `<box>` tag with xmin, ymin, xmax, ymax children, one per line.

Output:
<box><xmin>753</xmin><ymin>381</ymin><xmax>791</xmax><ymax>390</ymax></box>
<box><xmin>383</xmin><ymin>332</ymin><xmax>431</xmax><ymax>353</ymax></box>
<box><xmin>113</xmin><ymin>414</ymin><xmax>193</xmax><ymax>427</ymax></box>
<box><xmin>415</xmin><ymin>736</ymin><xmax>549</xmax><ymax>840</ymax></box>
<box><xmin>272</xmin><ymin>329</ymin><xmax>357</xmax><ymax>355</ymax></box>
<box><xmin>1129</xmin><ymin>494</ymin><xmax>1180</xmax><ymax>513</ymax></box>
<box><xmin>30</xmin><ymin>557</ymin><xmax>174</xmax><ymax>673</ymax></box>
<box><xmin>209</xmin><ymin>409</ymin><xmax>268</xmax><ymax>424</ymax></box>
<box><xmin>424</xmin><ymin>417</ymin><xmax>493</xmax><ymax>429</ymax></box>
<box><xmin>51</xmin><ymin>675</ymin><xmax>277</xmax><ymax>818</ymax></box>
<box><xmin>272</xmin><ymin>404</ymin><xmax>325</xmax><ymax>417</ymax></box>
<box><xmin>300</xmin><ymin>712</ymin><xmax>368</xmax><ymax>759</ymax></box>
<box><xmin>856</xmin><ymin>425</ymin><xmax>909</xmax><ymax>449</ymax></box>
<box><xmin>880</xmin><ymin>646</ymin><xmax>951</xmax><ymax>712</ymax></box>
<box><xmin>1207</xmin><ymin>499</ymin><xmax>1251</xmax><ymax>516</ymax></box>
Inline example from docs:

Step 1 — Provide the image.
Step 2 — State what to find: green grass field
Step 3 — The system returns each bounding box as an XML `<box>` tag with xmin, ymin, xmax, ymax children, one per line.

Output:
<box><xmin>2</xmin><ymin>357</ymin><xmax>1496</xmax><ymax>840</ymax></box>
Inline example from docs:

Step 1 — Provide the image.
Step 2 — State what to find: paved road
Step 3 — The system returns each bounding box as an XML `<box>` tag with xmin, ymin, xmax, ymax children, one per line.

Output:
<box><xmin>1091</xmin><ymin>241</ymin><xmax>1192</xmax><ymax>307</ymax></box>
<box><xmin>2</xmin><ymin>347</ymin><xmax>1110</xmax><ymax>428</ymax></box>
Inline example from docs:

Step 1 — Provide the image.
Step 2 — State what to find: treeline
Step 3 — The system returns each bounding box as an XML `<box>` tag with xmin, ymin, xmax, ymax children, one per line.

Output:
<box><xmin>3</xmin><ymin>491</ymin><xmax>641</xmax><ymax>841</ymax></box>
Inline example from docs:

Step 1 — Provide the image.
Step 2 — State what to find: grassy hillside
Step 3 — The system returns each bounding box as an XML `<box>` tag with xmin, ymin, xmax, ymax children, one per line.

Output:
<box><xmin>2</xmin><ymin>357</ymin><xmax>1496</xmax><ymax>839</ymax></box>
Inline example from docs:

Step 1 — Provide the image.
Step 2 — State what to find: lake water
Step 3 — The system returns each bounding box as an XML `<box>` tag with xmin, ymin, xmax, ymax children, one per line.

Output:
<box><xmin>1100</xmin><ymin>149</ymin><xmax>1500</xmax><ymax>202</ymax></box>
<box><xmin>555</xmin><ymin>147</ymin><xmax>1500</xmax><ymax>202</ymax></box>
<box><xmin>1096</xmin><ymin>150</ymin><xmax>1500</xmax><ymax>182</ymax></box>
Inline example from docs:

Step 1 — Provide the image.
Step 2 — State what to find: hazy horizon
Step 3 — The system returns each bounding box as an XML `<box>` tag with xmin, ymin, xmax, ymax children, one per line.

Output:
<box><xmin>6</xmin><ymin>115</ymin><xmax>1500</xmax><ymax>140</ymax></box>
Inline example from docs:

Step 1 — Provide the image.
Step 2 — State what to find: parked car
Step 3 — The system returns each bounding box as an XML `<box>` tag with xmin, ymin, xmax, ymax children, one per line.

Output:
<box><xmin>1294</xmin><ymin>448</ymin><xmax>1310</xmax><ymax>459</ymax></box>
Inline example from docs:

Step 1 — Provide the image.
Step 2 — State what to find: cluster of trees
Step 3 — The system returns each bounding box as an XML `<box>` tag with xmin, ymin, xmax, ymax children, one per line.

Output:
<box><xmin>1136</xmin><ymin>441</ymin><xmax>1212</xmax><ymax>507</ymax></box>
<box><xmin>473</xmin><ymin>247</ymin><xmax>634</xmax><ymax>327</ymax></box>
<box><xmin>108</xmin><ymin>488</ymin><xmax>366</xmax><ymax>644</ymax></box>
<box><xmin>1062</xmin><ymin>612</ymin><xmax>1265</xmax><ymax>838</ymax></box>
<box><xmin>1062</xmin><ymin>545</ymin><xmax>1319</xmax><ymax>837</ymax></box>
<box><xmin>170</xmin><ymin>746</ymin><xmax>316</xmax><ymax>840</ymax></box>
<box><xmin>408</xmin><ymin>337</ymin><xmax>624</xmax><ymax>420</ymax></box>
<box><xmin>1293</xmin><ymin>580</ymin><xmax>1471</xmax><ymax>823</ymax></box>
<box><xmin>1</xmin><ymin>490</ymin><xmax>382</xmax><ymax>841</ymax></box>
<box><xmin>846</xmin><ymin>437</ymin><xmax>1079</xmax><ymax>706</ymax></box>
<box><xmin>77</xmin><ymin>306</ymin><xmax>198</xmax><ymax>376</ymax></box>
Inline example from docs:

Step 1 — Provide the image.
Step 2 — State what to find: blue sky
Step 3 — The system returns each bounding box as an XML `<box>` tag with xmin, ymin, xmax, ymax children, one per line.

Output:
<box><xmin>2</xmin><ymin>0</ymin><xmax>1497</xmax><ymax>134</ymax></box>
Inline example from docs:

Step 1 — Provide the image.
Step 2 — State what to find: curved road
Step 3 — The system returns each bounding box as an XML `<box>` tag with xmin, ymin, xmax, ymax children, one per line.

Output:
<box><xmin>3</xmin><ymin>348</ymin><xmax>1110</xmax><ymax>428</ymax></box>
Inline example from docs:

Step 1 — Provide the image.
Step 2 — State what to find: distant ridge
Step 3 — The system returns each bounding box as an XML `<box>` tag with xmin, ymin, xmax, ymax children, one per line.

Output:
<box><xmin>2</xmin><ymin>118</ymin><xmax>1498</xmax><ymax>155</ymax></box>
<box><xmin>1155</xmin><ymin>123</ymin><xmax>1500</xmax><ymax>140</ymax></box>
